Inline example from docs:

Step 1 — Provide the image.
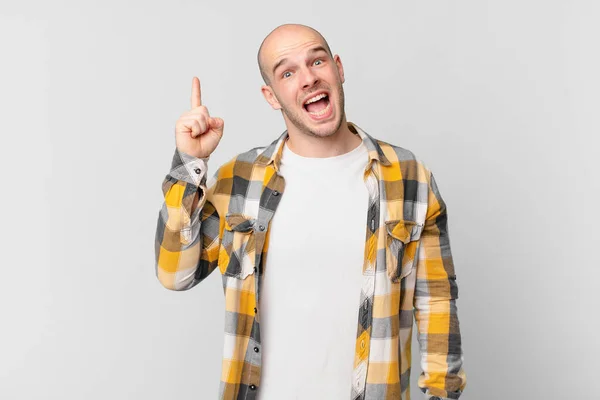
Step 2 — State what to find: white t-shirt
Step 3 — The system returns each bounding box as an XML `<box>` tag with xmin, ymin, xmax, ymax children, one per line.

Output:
<box><xmin>257</xmin><ymin>139</ymin><xmax>370</xmax><ymax>399</ymax></box>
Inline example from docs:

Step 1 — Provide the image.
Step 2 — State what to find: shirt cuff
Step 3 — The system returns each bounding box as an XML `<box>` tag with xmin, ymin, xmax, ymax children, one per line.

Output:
<box><xmin>168</xmin><ymin>148</ymin><xmax>209</xmax><ymax>187</ymax></box>
<box><xmin>424</xmin><ymin>394</ymin><xmax>457</xmax><ymax>400</ymax></box>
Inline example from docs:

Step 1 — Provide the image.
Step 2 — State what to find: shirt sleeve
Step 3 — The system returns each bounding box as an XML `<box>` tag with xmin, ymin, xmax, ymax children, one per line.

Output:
<box><xmin>414</xmin><ymin>170</ymin><xmax>467</xmax><ymax>399</ymax></box>
<box><xmin>154</xmin><ymin>148</ymin><xmax>222</xmax><ymax>291</ymax></box>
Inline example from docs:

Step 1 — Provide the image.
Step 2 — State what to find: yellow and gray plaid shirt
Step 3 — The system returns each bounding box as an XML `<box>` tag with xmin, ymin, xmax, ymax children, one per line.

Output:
<box><xmin>155</xmin><ymin>122</ymin><xmax>466</xmax><ymax>400</ymax></box>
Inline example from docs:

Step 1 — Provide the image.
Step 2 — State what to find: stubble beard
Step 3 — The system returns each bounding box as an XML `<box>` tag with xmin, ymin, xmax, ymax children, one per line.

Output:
<box><xmin>278</xmin><ymin>80</ymin><xmax>346</xmax><ymax>139</ymax></box>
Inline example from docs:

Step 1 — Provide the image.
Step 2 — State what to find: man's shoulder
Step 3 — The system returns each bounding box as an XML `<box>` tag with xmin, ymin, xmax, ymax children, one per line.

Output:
<box><xmin>212</xmin><ymin>133</ymin><xmax>432</xmax><ymax>180</ymax></box>
<box><xmin>377</xmin><ymin>137</ymin><xmax>419</xmax><ymax>161</ymax></box>
<box><xmin>372</xmin><ymin>136</ymin><xmax>431</xmax><ymax>177</ymax></box>
<box><xmin>227</xmin><ymin>144</ymin><xmax>269</xmax><ymax>165</ymax></box>
<box><xmin>209</xmin><ymin>143</ymin><xmax>272</xmax><ymax>182</ymax></box>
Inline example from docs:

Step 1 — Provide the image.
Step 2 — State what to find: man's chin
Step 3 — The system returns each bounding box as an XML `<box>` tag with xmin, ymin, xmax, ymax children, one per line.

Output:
<box><xmin>282</xmin><ymin>107</ymin><xmax>343</xmax><ymax>138</ymax></box>
<box><xmin>300</xmin><ymin>118</ymin><xmax>340</xmax><ymax>138</ymax></box>
<box><xmin>303</xmin><ymin>113</ymin><xmax>343</xmax><ymax>137</ymax></box>
<box><xmin>309</xmin><ymin>126</ymin><xmax>338</xmax><ymax>138</ymax></box>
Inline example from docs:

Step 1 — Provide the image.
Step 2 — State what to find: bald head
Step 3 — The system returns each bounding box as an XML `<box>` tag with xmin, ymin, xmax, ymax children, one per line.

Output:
<box><xmin>257</xmin><ymin>24</ymin><xmax>333</xmax><ymax>85</ymax></box>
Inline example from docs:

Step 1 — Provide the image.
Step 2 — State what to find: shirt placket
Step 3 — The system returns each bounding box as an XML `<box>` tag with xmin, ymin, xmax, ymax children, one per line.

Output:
<box><xmin>248</xmin><ymin>169</ymin><xmax>286</xmax><ymax>398</ymax></box>
<box><xmin>352</xmin><ymin>164</ymin><xmax>380</xmax><ymax>399</ymax></box>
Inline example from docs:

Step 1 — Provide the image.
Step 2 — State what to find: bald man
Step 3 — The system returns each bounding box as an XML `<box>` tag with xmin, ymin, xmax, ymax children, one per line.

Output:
<box><xmin>155</xmin><ymin>24</ymin><xmax>467</xmax><ymax>400</ymax></box>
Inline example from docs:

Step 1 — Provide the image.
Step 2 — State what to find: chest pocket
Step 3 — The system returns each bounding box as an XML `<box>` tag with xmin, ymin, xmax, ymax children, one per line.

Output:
<box><xmin>385</xmin><ymin>219</ymin><xmax>421</xmax><ymax>282</ymax></box>
<box><xmin>218</xmin><ymin>213</ymin><xmax>257</xmax><ymax>279</ymax></box>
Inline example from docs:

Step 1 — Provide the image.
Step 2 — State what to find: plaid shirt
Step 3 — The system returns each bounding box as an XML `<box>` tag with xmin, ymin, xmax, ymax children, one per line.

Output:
<box><xmin>155</xmin><ymin>122</ymin><xmax>466</xmax><ymax>400</ymax></box>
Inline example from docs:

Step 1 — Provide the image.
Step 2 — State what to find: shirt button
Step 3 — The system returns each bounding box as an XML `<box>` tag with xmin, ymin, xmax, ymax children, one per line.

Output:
<box><xmin>253</xmin><ymin>346</ymin><xmax>259</xmax><ymax>353</ymax></box>
<box><xmin>258</xmin><ymin>225</ymin><xmax>266</xmax><ymax>231</ymax></box>
<box><xmin>249</xmin><ymin>384</ymin><xmax>256</xmax><ymax>390</ymax></box>
<box><xmin>194</xmin><ymin>168</ymin><xmax>201</xmax><ymax>174</ymax></box>
<box><xmin>254</xmin><ymin>307</ymin><xmax>257</xmax><ymax>313</ymax></box>
<box><xmin>253</xmin><ymin>267</ymin><xmax>257</xmax><ymax>273</ymax></box>
<box><xmin>360</xmin><ymin>340</ymin><xmax>365</xmax><ymax>349</ymax></box>
<box><xmin>273</xmin><ymin>190</ymin><xmax>279</xmax><ymax>196</ymax></box>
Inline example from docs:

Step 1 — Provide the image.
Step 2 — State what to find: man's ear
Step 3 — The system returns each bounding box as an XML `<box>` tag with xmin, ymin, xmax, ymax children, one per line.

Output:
<box><xmin>261</xmin><ymin>85</ymin><xmax>282</xmax><ymax>110</ymax></box>
<box><xmin>334</xmin><ymin>54</ymin><xmax>345</xmax><ymax>84</ymax></box>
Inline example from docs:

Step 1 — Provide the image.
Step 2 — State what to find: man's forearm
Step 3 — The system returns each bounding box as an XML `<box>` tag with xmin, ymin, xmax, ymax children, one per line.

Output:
<box><xmin>414</xmin><ymin>170</ymin><xmax>467</xmax><ymax>399</ymax></box>
<box><xmin>154</xmin><ymin>149</ymin><xmax>212</xmax><ymax>290</ymax></box>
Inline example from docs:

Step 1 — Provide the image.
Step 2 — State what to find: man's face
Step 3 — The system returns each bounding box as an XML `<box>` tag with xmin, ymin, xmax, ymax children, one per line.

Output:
<box><xmin>261</xmin><ymin>31</ymin><xmax>346</xmax><ymax>138</ymax></box>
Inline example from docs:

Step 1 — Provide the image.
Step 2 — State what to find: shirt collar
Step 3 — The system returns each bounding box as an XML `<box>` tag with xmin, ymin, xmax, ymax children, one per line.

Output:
<box><xmin>255</xmin><ymin>121</ymin><xmax>391</xmax><ymax>171</ymax></box>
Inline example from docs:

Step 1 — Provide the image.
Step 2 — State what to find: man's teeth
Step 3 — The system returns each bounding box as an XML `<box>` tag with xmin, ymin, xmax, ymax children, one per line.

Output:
<box><xmin>304</xmin><ymin>93</ymin><xmax>327</xmax><ymax>105</ymax></box>
<box><xmin>307</xmin><ymin>101</ymin><xmax>331</xmax><ymax>116</ymax></box>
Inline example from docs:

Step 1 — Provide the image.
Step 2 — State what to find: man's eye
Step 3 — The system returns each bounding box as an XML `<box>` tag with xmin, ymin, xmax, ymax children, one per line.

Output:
<box><xmin>314</xmin><ymin>59</ymin><xmax>323</xmax><ymax>65</ymax></box>
<box><xmin>283</xmin><ymin>71</ymin><xmax>291</xmax><ymax>78</ymax></box>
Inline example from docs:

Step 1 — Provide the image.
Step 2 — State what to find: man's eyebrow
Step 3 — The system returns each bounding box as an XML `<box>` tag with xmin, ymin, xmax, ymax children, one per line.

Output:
<box><xmin>307</xmin><ymin>45</ymin><xmax>328</xmax><ymax>55</ymax></box>
<box><xmin>272</xmin><ymin>58</ymin><xmax>289</xmax><ymax>76</ymax></box>
<box><xmin>271</xmin><ymin>46</ymin><xmax>329</xmax><ymax>75</ymax></box>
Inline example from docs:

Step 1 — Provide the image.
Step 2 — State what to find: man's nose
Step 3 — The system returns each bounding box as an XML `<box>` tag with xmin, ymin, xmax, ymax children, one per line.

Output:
<box><xmin>300</xmin><ymin>67</ymin><xmax>319</xmax><ymax>89</ymax></box>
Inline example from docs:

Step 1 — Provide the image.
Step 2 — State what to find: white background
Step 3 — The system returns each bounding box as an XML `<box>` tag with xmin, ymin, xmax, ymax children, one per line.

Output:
<box><xmin>1</xmin><ymin>1</ymin><xmax>598</xmax><ymax>399</ymax></box>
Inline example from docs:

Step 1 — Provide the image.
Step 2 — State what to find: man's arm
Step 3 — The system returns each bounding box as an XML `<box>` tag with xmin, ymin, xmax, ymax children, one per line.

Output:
<box><xmin>154</xmin><ymin>149</ymin><xmax>221</xmax><ymax>291</ymax></box>
<box><xmin>414</xmin><ymin>170</ymin><xmax>467</xmax><ymax>399</ymax></box>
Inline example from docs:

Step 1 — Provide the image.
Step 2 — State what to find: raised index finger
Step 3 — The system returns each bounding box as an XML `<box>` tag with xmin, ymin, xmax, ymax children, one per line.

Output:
<box><xmin>191</xmin><ymin>76</ymin><xmax>202</xmax><ymax>108</ymax></box>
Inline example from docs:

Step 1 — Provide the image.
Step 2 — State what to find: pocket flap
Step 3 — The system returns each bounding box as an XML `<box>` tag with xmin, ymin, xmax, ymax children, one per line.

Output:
<box><xmin>385</xmin><ymin>219</ymin><xmax>417</xmax><ymax>243</ymax></box>
<box><xmin>221</xmin><ymin>214</ymin><xmax>257</xmax><ymax>279</ymax></box>
<box><xmin>225</xmin><ymin>214</ymin><xmax>255</xmax><ymax>233</ymax></box>
<box><xmin>385</xmin><ymin>219</ymin><xmax>421</xmax><ymax>282</ymax></box>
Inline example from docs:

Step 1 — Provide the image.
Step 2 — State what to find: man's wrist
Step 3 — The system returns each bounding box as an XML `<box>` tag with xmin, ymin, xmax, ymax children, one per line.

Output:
<box><xmin>168</xmin><ymin>148</ymin><xmax>209</xmax><ymax>187</ymax></box>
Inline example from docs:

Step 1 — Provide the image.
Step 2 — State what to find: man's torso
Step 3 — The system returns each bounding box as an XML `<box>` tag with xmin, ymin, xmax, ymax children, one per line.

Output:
<box><xmin>258</xmin><ymin>140</ymin><xmax>369</xmax><ymax>398</ymax></box>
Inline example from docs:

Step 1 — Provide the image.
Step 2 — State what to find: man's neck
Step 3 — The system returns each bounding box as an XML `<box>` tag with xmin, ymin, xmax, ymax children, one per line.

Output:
<box><xmin>285</xmin><ymin>118</ymin><xmax>362</xmax><ymax>158</ymax></box>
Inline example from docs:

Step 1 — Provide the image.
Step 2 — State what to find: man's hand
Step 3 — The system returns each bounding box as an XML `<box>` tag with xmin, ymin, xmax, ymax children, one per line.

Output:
<box><xmin>175</xmin><ymin>77</ymin><xmax>224</xmax><ymax>159</ymax></box>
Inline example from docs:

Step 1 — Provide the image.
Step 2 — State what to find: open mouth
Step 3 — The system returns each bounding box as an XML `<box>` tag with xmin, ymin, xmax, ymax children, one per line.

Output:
<box><xmin>302</xmin><ymin>92</ymin><xmax>331</xmax><ymax>118</ymax></box>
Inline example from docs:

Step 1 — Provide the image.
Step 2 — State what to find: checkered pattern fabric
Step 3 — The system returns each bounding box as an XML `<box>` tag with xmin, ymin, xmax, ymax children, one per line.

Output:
<box><xmin>155</xmin><ymin>122</ymin><xmax>466</xmax><ymax>399</ymax></box>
